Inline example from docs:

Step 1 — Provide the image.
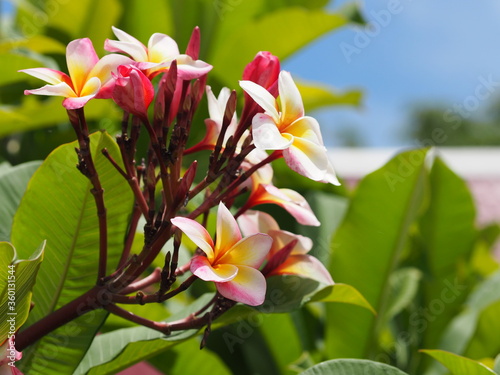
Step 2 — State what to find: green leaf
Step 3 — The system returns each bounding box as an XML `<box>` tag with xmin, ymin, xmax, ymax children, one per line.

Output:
<box><xmin>385</xmin><ymin>268</ymin><xmax>422</xmax><ymax>323</ymax></box>
<box><xmin>299</xmin><ymin>192</ymin><xmax>349</xmax><ymax>267</ymax></box>
<box><xmin>420</xmin><ymin>157</ymin><xmax>477</xmax><ymax>276</ymax></box>
<box><xmin>310</xmin><ymin>283</ymin><xmax>375</xmax><ymax>314</ymax></box>
<box><xmin>298</xmin><ymin>358</ymin><xmax>409</xmax><ymax>375</ymax></box>
<box><xmin>210</xmin><ymin>7</ymin><xmax>350</xmax><ymax>87</ymax></box>
<box><xmin>0</xmin><ymin>96</ymin><xmax>120</xmax><ymax>138</ymax></box>
<box><xmin>76</xmin><ymin>294</ymin><xmax>214</xmax><ymax>375</ymax></box>
<box><xmin>148</xmin><ymin>338</ymin><xmax>232</xmax><ymax>375</ymax></box>
<box><xmin>0</xmin><ymin>35</ymin><xmax>66</xmax><ymax>54</ymax></box>
<box><xmin>13</xmin><ymin>131</ymin><xmax>134</xmax><ymax>374</ymax></box>
<box><xmin>325</xmin><ymin>148</ymin><xmax>430</xmax><ymax>359</ymax></box>
<box><xmin>258</xmin><ymin>313</ymin><xmax>303</xmax><ymax>374</ymax></box>
<box><xmin>464</xmin><ymin>300</ymin><xmax>500</xmax><ymax>359</ymax></box>
<box><xmin>257</xmin><ymin>275</ymin><xmax>325</xmax><ymax>314</ymax></box>
<box><xmin>296</xmin><ymin>81</ymin><xmax>363</xmax><ymax>112</ymax></box>
<box><xmin>0</xmin><ymin>241</ymin><xmax>44</xmax><ymax>344</ymax></box>
<box><xmin>494</xmin><ymin>354</ymin><xmax>500</xmax><ymax>374</ymax></box>
<box><xmin>427</xmin><ymin>271</ymin><xmax>500</xmax><ymax>375</ymax></box>
<box><xmin>0</xmin><ymin>161</ymin><xmax>41</xmax><ymax>242</ymax></box>
<box><xmin>421</xmin><ymin>350</ymin><xmax>497</xmax><ymax>375</ymax></box>
<box><xmin>0</xmin><ymin>52</ymin><xmax>48</xmax><ymax>86</ymax></box>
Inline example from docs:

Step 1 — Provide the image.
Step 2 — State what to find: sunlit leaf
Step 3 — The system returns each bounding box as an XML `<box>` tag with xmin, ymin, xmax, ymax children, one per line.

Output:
<box><xmin>13</xmin><ymin>131</ymin><xmax>134</xmax><ymax>374</ymax></box>
<box><xmin>0</xmin><ymin>241</ymin><xmax>44</xmax><ymax>344</ymax></box>
<box><xmin>298</xmin><ymin>358</ymin><xmax>409</xmax><ymax>375</ymax></box>
<box><xmin>421</xmin><ymin>350</ymin><xmax>497</xmax><ymax>375</ymax></box>
<box><xmin>325</xmin><ymin>148</ymin><xmax>429</xmax><ymax>358</ymax></box>
<box><xmin>0</xmin><ymin>161</ymin><xmax>41</xmax><ymax>242</ymax></box>
<box><xmin>310</xmin><ymin>283</ymin><xmax>375</xmax><ymax>314</ymax></box>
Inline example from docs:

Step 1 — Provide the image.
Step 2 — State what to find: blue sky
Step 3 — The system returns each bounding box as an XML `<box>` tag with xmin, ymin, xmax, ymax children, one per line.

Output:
<box><xmin>283</xmin><ymin>0</ymin><xmax>500</xmax><ymax>147</ymax></box>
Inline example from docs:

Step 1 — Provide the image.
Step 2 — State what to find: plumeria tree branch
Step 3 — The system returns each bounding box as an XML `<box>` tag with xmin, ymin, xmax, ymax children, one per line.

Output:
<box><xmin>13</xmin><ymin>27</ymin><xmax>338</xmax><ymax>367</ymax></box>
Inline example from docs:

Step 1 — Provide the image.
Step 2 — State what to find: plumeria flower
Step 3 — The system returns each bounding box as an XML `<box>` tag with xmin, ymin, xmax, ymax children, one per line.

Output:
<box><xmin>105</xmin><ymin>26</ymin><xmax>212</xmax><ymax>79</ymax></box>
<box><xmin>20</xmin><ymin>38</ymin><xmax>133</xmax><ymax>110</ymax></box>
<box><xmin>0</xmin><ymin>336</ymin><xmax>23</xmax><ymax>374</ymax></box>
<box><xmin>185</xmin><ymin>86</ymin><xmax>238</xmax><ymax>153</ymax></box>
<box><xmin>240</xmin><ymin>152</ymin><xmax>320</xmax><ymax>226</ymax></box>
<box><xmin>171</xmin><ymin>202</ymin><xmax>272</xmax><ymax>306</ymax></box>
<box><xmin>240</xmin><ymin>71</ymin><xmax>340</xmax><ymax>185</ymax></box>
<box><xmin>238</xmin><ymin>210</ymin><xmax>333</xmax><ymax>285</ymax></box>
<box><xmin>112</xmin><ymin>64</ymin><xmax>154</xmax><ymax>118</ymax></box>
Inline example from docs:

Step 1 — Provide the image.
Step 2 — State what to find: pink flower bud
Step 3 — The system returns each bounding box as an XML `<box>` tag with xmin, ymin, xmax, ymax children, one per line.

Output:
<box><xmin>243</xmin><ymin>51</ymin><xmax>280</xmax><ymax>90</ymax></box>
<box><xmin>112</xmin><ymin>65</ymin><xmax>154</xmax><ymax>118</ymax></box>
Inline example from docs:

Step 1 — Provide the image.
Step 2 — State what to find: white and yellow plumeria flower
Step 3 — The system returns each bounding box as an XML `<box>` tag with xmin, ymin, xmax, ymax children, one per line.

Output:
<box><xmin>240</xmin><ymin>71</ymin><xmax>340</xmax><ymax>185</ymax></box>
<box><xmin>105</xmin><ymin>26</ymin><xmax>212</xmax><ymax>79</ymax></box>
<box><xmin>171</xmin><ymin>203</ymin><xmax>272</xmax><ymax>306</ymax></box>
<box><xmin>20</xmin><ymin>38</ymin><xmax>133</xmax><ymax>110</ymax></box>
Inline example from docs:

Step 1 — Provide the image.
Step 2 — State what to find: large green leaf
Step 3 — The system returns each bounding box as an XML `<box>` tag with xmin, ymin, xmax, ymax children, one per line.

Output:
<box><xmin>210</xmin><ymin>6</ymin><xmax>350</xmax><ymax>87</ymax></box>
<box><xmin>0</xmin><ymin>241</ymin><xmax>44</xmax><ymax>344</ymax></box>
<box><xmin>418</xmin><ymin>156</ymin><xmax>477</xmax><ymax>350</ymax></box>
<box><xmin>296</xmin><ymin>82</ymin><xmax>363</xmax><ymax>112</ymax></box>
<box><xmin>298</xmin><ymin>359</ymin><xmax>409</xmax><ymax>375</ymax></box>
<box><xmin>422</xmin><ymin>350</ymin><xmax>497</xmax><ymax>375</ymax></box>
<box><xmin>0</xmin><ymin>96</ymin><xmax>121</xmax><ymax>138</ymax></box>
<box><xmin>0</xmin><ymin>161</ymin><xmax>41</xmax><ymax>241</ymax></box>
<box><xmin>299</xmin><ymin>192</ymin><xmax>349</xmax><ymax>266</ymax></box>
<box><xmin>75</xmin><ymin>294</ymin><xmax>214</xmax><ymax>375</ymax></box>
<box><xmin>148</xmin><ymin>338</ymin><xmax>232</xmax><ymax>375</ymax></box>
<box><xmin>309</xmin><ymin>283</ymin><xmax>375</xmax><ymax>314</ymax></box>
<box><xmin>464</xmin><ymin>300</ymin><xmax>500</xmax><ymax>359</ymax></box>
<box><xmin>425</xmin><ymin>271</ymin><xmax>500</xmax><ymax>375</ymax></box>
<box><xmin>325</xmin><ymin>148</ymin><xmax>430</xmax><ymax>359</ymax></box>
<box><xmin>12</xmin><ymin>131</ymin><xmax>134</xmax><ymax>374</ymax></box>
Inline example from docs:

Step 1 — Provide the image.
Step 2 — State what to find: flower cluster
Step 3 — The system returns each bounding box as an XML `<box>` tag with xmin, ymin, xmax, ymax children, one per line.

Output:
<box><xmin>19</xmin><ymin>26</ymin><xmax>338</xmax><ymax>347</ymax></box>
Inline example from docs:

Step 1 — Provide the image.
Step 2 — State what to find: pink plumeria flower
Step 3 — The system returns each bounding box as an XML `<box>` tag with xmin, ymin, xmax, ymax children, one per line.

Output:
<box><xmin>0</xmin><ymin>336</ymin><xmax>23</xmax><ymax>374</ymax></box>
<box><xmin>171</xmin><ymin>203</ymin><xmax>272</xmax><ymax>306</ymax></box>
<box><xmin>105</xmin><ymin>26</ymin><xmax>212</xmax><ymax>80</ymax></box>
<box><xmin>20</xmin><ymin>38</ymin><xmax>133</xmax><ymax>110</ymax></box>
<box><xmin>240</xmin><ymin>71</ymin><xmax>340</xmax><ymax>185</ymax></box>
<box><xmin>240</xmin><ymin>153</ymin><xmax>320</xmax><ymax>226</ymax></box>
<box><xmin>238</xmin><ymin>210</ymin><xmax>333</xmax><ymax>285</ymax></box>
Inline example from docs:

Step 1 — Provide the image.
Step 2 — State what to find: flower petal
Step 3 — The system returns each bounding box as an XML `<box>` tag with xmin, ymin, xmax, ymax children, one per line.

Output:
<box><xmin>88</xmin><ymin>54</ymin><xmax>135</xmax><ymax>87</ymax></box>
<box><xmin>250</xmin><ymin>185</ymin><xmax>320</xmax><ymax>226</ymax></box>
<box><xmin>79</xmin><ymin>76</ymin><xmax>101</xmax><ymax>97</ymax></box>
<box><xmin>62</xmin><ymin>94</ymin><xmax>97</xmax><ymax>110</ymax></box>
<box><xmin>282</xmin><ymin>138</ymin><xmax>329</xmax><ymax>181</ymax></box>
<box><xmin>174</xmin><ymin>55</ymin><xmax>213</xmax><ymax>80</ymax></box>
<box><xmin>239</xmin><ymin>80</ymin><xmax>279</xmax><ymax>121</ymax></box>
<box><xmin>270</xmin><ymin>254</ymin><xmax>333</xmax><ymax>285</ymax></box>
<box><xmin>218</xmin><ymin>233</ymin><xmax>272</xmax><ymax>268</ymax></box>
<box><xmin>215</xmin><ymin>202</ymin><xmax>242</xmax><ymax>253</ymax></box>
<box><xmin>18</xmin><ymin>67</ymin><xmax>71</xmax><ymax>86</ymax></box>
<box><xmin>283</xmin><ymin>116</ymin><xmax>324</xmax><ymax>145</ymax></box>
<box><xmin>190</xmin><ymin>255</ymin><xmax>238</xmax><ymax>282</ymax></box>
<box><xmin>147</xmin><ymin>33</ymin><xmax>179</xmax><ymax>62</ymax></box>
<box><xmin>105</xmin><ymin>26</ymin><xmax>148</xmax><ymax>62</ymax></box>
<box><xmin>171</xmin><ymin>217</ymin><xmax>215</xmax><ymax>261</ymax></box>
<box><xmin>24</xmin><ymin>81</ymin><xmax>76</xmax><ymax>98</ymax></box>
<box><xmin>268</xmin><ymin>229</ymin><xmax>312</xmax><ymax>256</ymax></box>
<box><xmin>237</xmin><ymin>210</ymin><xmax>279</xmax><ymax>236</ymax></box>
<box><xmin>66</xmin><ymin>38</ymin><xmax>99</xmax><ymax>95</ymax></box>
<box><xmin>278</xmin><ymin>71</ymin><xmax>304</xmax><ymax>125</ymax></box>
<box><xmin>252</xmin><ymin>113</ymin><xmax>293</xmax><ymax>150</ymax></box>
<box><xmin>216</xmin><ymin>265</ymin><xmax>267</xmax><ymax>306</ymax></box>
<box><xmin>321</xmin><ymin>160</ymin><xmax>341</xmax><ymax>186</ymax></box>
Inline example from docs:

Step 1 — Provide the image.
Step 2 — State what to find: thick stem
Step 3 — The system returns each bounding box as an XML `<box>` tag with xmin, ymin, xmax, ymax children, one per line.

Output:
<box><xmin>69</xmin><ymin>109</ymin><xmax>108</xmax><ymax>282</ymax></box>
<box><xmin>16</xmin><ymin>286</ymin><xmax>102</xmax><ymax>351</ymax></box>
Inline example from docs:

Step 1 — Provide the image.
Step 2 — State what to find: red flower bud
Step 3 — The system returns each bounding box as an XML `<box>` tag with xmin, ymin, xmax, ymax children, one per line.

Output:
<box><xmin>112</xmin><ymin>65</ymin><xmax>154</xmax><ymax>118</ymax></box>
<box><xmin>243</xmin><ymin>51</ymin><xmax>280</xmax><ymax>90</ymax></box>
<box><xmin>239</xmin><ymin>52</ymin><xmax>281</xmax><ymax>131</ymax></box>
